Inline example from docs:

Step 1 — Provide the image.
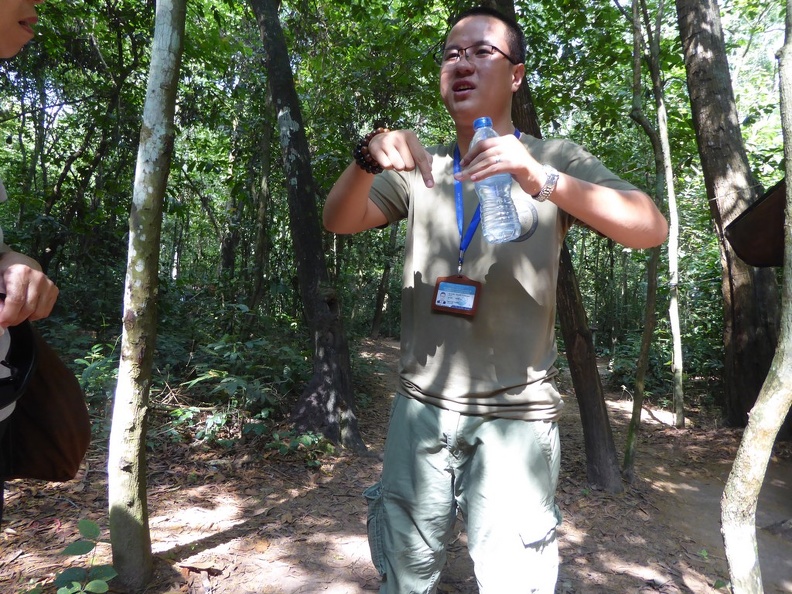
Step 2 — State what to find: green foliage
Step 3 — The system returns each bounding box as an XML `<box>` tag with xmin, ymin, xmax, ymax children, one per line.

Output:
<box><xmin>184</xmin><ymin>332</ymin><xmax>309</xmax><ymax>415</ymax></box>
<box><xmin>75</xmin><ymin>342</ymin><xmax>120</xmax><ymax>406</ymax></box>
<box><xmin>608</xmin><ymin>333</ymin><xmax>670</xmax><ymax>394</ymax></box>
<box><xmin>24</xmin><ymin>519</ymin><xmax>117</xmax><ymax>594</ymax></box>
<box><xmin>265</xmin><ymin>429</ymin><xmax>336</xmax><ymax>468</ymax></box>
<box><xmin>0</xmin><ymin>0</ymin><xmax>783</xmax><ymax>439</ymax></box>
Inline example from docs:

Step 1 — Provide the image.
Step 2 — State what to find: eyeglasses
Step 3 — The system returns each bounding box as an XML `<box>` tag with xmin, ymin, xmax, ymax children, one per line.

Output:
<box><xmin>434</xmin><ymin>43</ymin><xmax>519</xmax><ymax>67</ymax></box>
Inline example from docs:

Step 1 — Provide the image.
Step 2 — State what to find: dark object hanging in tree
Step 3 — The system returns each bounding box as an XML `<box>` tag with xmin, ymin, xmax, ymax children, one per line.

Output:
<box><xmin>725</xmin><ymin>178</ymin><xmax>785</xmax><ymax>268</ymax></box>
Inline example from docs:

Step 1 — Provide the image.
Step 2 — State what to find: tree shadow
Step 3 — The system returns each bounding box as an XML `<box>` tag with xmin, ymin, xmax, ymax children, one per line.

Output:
<box><xmin>4</xmin><ymin>341</ymin><xmax>791</xmax><ymax>593</ymax></box>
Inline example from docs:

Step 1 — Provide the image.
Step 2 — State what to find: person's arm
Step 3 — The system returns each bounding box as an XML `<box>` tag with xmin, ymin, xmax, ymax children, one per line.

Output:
<box><xmin>458</xmin><ymin>135</ymin><xmax>668</xmax><ymax>249</ymax></box>
<box><xmin>0</xmin><ymin>247</ymin><xmax>59</xmax><ymax>327</ymax></box>
<box><xmin>323</xmin><ymin>163</ymin><xmax>389</xmax><ymax>234</ymax></box>
<box><xmin>323</xmin><ymin>130</ymin><xmax>434</xmax><ymax>235</ymax></box>
<box><xmin>536</xmin><ymin>178</ymin><xmax>667</xmax><ymax>249</ymax></box>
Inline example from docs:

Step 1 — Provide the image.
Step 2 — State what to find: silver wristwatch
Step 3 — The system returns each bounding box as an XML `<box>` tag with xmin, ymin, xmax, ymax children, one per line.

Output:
<box><xmin>532</xmin><ymin>164</ymin><xmax>559</xmax><ymax>202</ymax></box>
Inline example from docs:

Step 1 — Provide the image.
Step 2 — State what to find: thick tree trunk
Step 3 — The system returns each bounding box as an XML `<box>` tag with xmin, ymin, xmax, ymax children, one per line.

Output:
<box><xmin>557</xmin><ymin>244</ymin><xmax>624</xmax><ymax>492</ymax></box>
<box><xmin>108</xmin><ymin>1</ymin><xmax>185</xmax><ymax>591</ymax></box>
<box><xmin>721</xmin><ymin>10</ymin><xmax>792</xmax><ymax>591</ymax></box>
<box><xmin>675</xmin><ymin>0</ymin><xmax>779</xmax><ymax>426</ymax></box>
<box><xmin>249</xmin><ymin>0</ymin><xmax>365</xmax><ymax>452</ymax></box>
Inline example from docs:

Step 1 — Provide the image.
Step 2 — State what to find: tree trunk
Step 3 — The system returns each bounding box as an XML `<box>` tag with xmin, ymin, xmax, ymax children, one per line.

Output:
<box><xmin>370</xmin><ymin>224</ymin><xmax>398</xmax><ymax>338</ymax></box>
<box><xmin>721</xmin><ymin>10</ymin><xmax>792</xmax><ymax>591</ymax></box>
<box><xmin>623</xmin><ymin>246</ymin><xmax>660</xmax><ymax>482</ymax></box>
<box><xmin>675</xmin><ymin>0</ymin><xmax>779</xmax><ymax>426</ymax></box>
<box><xmin>107</xmin><ymin>0</ymin><xmax>185</xmax><ymax>591</ymax></box>
<box><xmin>250</xmin><ymin>100</ymin><xmax>274</xmax><ymax>314</ymax></box>
<box><xmin>495</xmin><ymin>0</ymin><xmax>623</xmax><ymax>493</ymax></box>
<box><xmin>620</xmin><ymin>0</ymin><xmax>669</xmax><ymax>480</ymax></box>
<box><xmin>632</xmin><ymin>0</ymin><xmax>686</xmax><ymax>428</ymax></box>
<box><xmin>249</xmin><ymin>0</ymin><xmax>365</xmax><ymax>452</ymax></box>
<box><xmin>557</xmin><ymin>244</ymin><xmax>624</xmax><ymax>492</ymax></box>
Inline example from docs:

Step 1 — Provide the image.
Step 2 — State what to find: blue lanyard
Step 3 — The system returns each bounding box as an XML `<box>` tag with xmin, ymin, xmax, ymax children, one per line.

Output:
<box><xmin>453</xmin><ymin>144</ymin><xmax>481</xmax><ymax>274</ymax></box>
<box><xmin>453</xmin><ymin>129</ymin><xmax>521</xmax><ymax>274</ymax></box>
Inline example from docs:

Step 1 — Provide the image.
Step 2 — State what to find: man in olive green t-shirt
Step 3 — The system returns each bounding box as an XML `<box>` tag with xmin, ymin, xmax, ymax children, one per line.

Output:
<box><xmin>323</xmin><ymin>6</ymin><xmax>667</xmax><ymax>593</ymax></box>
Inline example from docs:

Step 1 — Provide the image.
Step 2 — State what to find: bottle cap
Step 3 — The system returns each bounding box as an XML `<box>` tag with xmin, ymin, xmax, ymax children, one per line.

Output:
<box><xmin>473</xmin><ymin>117</ymin><xmax>492</xmax><ymax>129</ymax></box>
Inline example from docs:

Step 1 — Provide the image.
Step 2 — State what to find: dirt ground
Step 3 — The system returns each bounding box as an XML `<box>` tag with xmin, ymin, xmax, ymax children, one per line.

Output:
<box><xmin>2</xmin><ymin>338</ymin><xmax>792</xmax><ymax>594</ymax></box>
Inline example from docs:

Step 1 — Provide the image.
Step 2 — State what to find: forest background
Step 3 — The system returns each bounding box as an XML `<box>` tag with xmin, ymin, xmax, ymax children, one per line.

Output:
<box><xmin>0</xmin><ymin>0</ymin><xmax>786</xmax><ymax>589</ymax></box>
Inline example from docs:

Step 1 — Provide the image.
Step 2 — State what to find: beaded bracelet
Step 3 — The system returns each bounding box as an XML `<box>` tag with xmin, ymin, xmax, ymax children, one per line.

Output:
<box><xmin>353</xmin><ymin>127</ymin><xmax>389</xmax><ymax>174</ymax></box>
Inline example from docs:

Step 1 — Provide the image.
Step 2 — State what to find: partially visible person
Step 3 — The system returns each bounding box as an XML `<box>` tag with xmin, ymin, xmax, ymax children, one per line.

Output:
<box><xmin>0</xmin><ymin>0</ymin><xmax>59</xmax><ymax>519</ymax></box>
<box><xmin>0</xmin><ymin>0</ymin><xmax>44</xmax><ymax>60</ymax></box>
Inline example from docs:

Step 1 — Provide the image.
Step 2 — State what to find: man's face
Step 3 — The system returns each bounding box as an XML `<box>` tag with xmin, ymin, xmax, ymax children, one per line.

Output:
<box><xmin>439</xmin><ymin>15</ymin><xmax>524</xmax><ymax>130</ymax></box>
<box><xmin>0</xmin><ymin>0</ymin><xmax>44</xmax><ymax>59</ymax></box>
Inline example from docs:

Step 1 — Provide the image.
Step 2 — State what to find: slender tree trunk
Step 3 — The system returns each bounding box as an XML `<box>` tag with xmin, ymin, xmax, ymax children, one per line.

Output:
<box><xmin>607</xmin><ymin>240</ymin><xmax>617</xmax><ymax>367</ymax></box>
<box><xmin>623</xmin><ymin>246</ymin><xmax>660</xmax><ymax>482</ymax></box>
<box><xmin>370</xmin><ymin>224</ymin><xmax>398</xmax><ymax>338</ymax></box>
<box><xmin>638</xmin><ymin>0</ymin><xmax>685</xmax><ymax>427</ymax></box>
<box><xmin>249</xmin><ymin>0</ymin><xmax>365</xmax><ymax>452</ymax></box>
<box><xmin>721</xmin><ymin>10</ymin><xmax>792</xmax><ymax>591</ymax></box>
<box><xmin>219</xmin><ymin>120</ymin><xmax>243</xmax><ymax>288</ymax></box>
<box><xmin>621</xmin><ymin>0</ymin><xmax>666</xmax><ymax>478</ymax></box>
<box><xmin>676</xmin><ymin>0</ymin><xmax>779</xmax><ymax>426</ymax></box>
<box><xmin>107</xmin><ymin>1</ymin><xmax>185</xmax><ymax>590</ymax></box>
<box><xmin>250</xmin><ymin>99</ymin><xmax>274</xmax><ymax>314</ymax></box>
<box><xmin>619</xmin><ymin>0</ymin><xmax>683</xmax><ymax>477</ymax></box>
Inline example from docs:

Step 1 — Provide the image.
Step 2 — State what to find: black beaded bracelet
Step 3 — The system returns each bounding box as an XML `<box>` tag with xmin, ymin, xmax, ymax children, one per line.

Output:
<box><xmin>353</xmin><ymin>127</ymin><xmax>389</xmax><ymax>174</ymax></box>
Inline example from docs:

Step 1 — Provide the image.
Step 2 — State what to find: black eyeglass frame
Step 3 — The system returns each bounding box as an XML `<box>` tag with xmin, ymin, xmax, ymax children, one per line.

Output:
<box><xmin>434</xmin><ymin>43</ymin><xmax>520</xmax><ymax>67</ymax></box>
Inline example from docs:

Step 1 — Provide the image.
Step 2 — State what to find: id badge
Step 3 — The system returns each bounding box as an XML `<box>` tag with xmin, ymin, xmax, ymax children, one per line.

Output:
<box><xmin>432</xmin><ymin>275</ymin><xmax>482</xmax><ymax>317</ymax></box>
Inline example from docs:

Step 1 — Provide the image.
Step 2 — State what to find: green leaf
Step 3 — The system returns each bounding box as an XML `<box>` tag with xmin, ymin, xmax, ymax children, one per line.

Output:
<box><xmin>62</xmin><ymin>539</ymin><xmax>97</xmax><ymax>556</ymax></box>
<box><xmin>85</xmin><ymin>580</ymin><xmax>110</xmax><ymax>593</ymax></box>
<box><xmin>56</xmin><ymin>583</ymin><xmax>82</xmax><ymax>594</ymax></box>
<box><xmin>88</xmin><ymin>565</ymin><xmax>118</xmax><ymax>581</ymax></box>
<box><xmin>78</xmin><ymin>518</ymin><xmax>101</xmax><ymax>540</ymax></box>
<box><xmin>54</xmin><ymin>567</ymin><xmax>88</xmax><ymax>586</ymax></box>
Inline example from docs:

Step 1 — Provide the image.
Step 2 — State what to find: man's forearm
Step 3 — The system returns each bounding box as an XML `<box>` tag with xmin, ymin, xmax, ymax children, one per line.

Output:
<box><xmin>0</xmin><ymin>249</ymin><xmax>43</xmax><ymax>273</ymax></box>
<box><xmin>323</xmin><ymin>163</ymin><xmax>388</xmax><ymax>234</ymax></box>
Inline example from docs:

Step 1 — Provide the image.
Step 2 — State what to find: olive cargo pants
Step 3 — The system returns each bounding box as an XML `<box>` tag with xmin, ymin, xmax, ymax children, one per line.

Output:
<box><xmin>365</xmin><ymin>394</ymin><xmax>562</xmax><ymax>593</ymax></box>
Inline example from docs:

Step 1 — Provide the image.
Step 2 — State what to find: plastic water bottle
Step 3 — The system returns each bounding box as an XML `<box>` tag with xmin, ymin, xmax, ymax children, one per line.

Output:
<box><xmin>470</xmin><ymin>117</ymin><xmax>521</xmax><ymax>243</ymax></box>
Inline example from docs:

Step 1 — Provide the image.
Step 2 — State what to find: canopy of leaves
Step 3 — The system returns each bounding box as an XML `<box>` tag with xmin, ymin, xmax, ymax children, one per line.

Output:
<box><xmin>0</xmin><ymin>0</ymin><xmax>783</xmax><ymax>429</ymax></box>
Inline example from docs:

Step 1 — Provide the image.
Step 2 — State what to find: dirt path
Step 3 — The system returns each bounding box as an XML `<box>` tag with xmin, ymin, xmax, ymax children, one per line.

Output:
<box><xmin>1</xmin><ymin>338</ymin><xmax>792</xmax><ymax>593</ymax></box>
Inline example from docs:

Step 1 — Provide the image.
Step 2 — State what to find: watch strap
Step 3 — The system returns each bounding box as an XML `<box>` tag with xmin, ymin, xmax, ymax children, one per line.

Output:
<box><xmin>531</xmin><ymin>164</ymin><xmax>560</xmax><ymax>202</ymax></box>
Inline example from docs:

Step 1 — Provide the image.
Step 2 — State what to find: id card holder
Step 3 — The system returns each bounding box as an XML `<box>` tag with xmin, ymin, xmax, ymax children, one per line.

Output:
<box><xmin>432</xmin><ymin>275</ymin><xmax>482</xmax><ymax>317</ymax></box>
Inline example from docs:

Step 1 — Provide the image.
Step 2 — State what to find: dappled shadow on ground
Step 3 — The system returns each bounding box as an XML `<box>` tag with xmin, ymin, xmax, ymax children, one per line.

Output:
<box><xmin>1</xmin><ymin>341</ymin><xmax>791</xmax><ymax>593</ymax></box>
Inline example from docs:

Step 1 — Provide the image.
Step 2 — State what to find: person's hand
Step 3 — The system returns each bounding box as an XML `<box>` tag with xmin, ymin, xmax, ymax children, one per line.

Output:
<box><xmin>0</xmin><ymin>252</ymin><xmax>59</xmax><ymax>328</ymax></box>
<box><xmin>456</xmin><ymin>134</ymin><xmax>545</xmax><ymax>197</ymax></box>
<box><xmin>367</xmin><ymin>130</ymin><xmax>435</xmax><ymax>188</ymax></box>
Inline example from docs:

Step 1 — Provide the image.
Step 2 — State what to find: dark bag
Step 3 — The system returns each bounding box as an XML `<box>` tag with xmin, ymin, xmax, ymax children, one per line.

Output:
<box><xmin>0</xmin><ymin>323</ymin><xmax>91</xmax><ymax>481</ymax></box>
<box><xmin>724</xmin><ymin>178</ymin><xmax>785</xmax><ymax>268</ymax></box>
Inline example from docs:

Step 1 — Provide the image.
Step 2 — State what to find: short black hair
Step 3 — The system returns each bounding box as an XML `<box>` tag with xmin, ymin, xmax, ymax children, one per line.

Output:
<box><xmin>447</xmin><ymin>6</ymin><xmax>526</xmax><ymax>65</ymax></box>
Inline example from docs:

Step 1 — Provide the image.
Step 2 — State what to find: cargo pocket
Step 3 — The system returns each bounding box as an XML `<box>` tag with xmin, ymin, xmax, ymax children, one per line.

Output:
<box><xmin>363</xmin><ymin>482</ymin><xmax>387</xmax><ymax>577</ymax></box>
<box><xmin>519</xmin><ymin>421</ymin><xmax>562</xmax><ymax>547</ymax></box>
<box><xmin>518</xmin><ymin>504</ymin><xmax>562</xmax><ymax>547</ymax></box>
